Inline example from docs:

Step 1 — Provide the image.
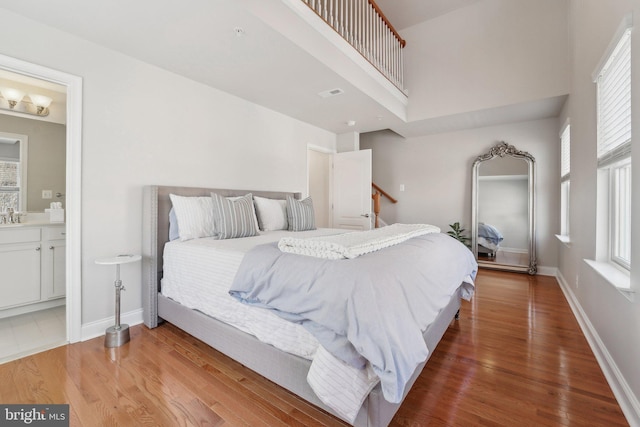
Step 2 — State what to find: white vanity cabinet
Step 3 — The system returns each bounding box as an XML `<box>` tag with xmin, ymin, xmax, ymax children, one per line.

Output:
<box><xmin>42</xmin><ymin>225</ymin><xmax>66</xmax><ymax>300</ymax></box>
<box><xmin>0</xmin><ymin>228</ymin><xmax>42</xmax><ymax>309</ymax></box>
<box><xmin>0</xmin><ymin>224</ymin><xmax>66</xmax><ymax>314</ymax></box>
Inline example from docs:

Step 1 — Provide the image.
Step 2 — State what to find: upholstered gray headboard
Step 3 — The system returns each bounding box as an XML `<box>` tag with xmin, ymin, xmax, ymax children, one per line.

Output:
<box><xmin>141</xmin><ymin>185</ymin><xmax>301</xmax><ymax>328</ymax></box>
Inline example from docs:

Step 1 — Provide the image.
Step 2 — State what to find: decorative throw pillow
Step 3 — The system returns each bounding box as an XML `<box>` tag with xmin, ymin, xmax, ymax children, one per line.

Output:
<box><xmin>227</xmin><ymin>195</ymin><xmax>260</xmax><ymax>233</ymax></box>
<box><xmin>169</xmin><ymin>194</ymin><xmax>216</xmax><ymax>241</ymax></box>
<box><xmin>253</xmin><ymin>196</ymin><xmax>288</xmax><ymax>231</ymax></box>
<box><xmin>286</xmin><ymin>195</ymin><xmax>316</xmax><ymax>231</ymax></box>
<box><xmin>211</xmin><ymin>192</ymin><xmax>258</xmax><ymax>239</ymax></box>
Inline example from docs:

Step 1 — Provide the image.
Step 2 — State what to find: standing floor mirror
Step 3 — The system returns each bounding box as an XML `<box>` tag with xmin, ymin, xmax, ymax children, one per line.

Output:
<box><xmin>471</xmin><ymin>142</ymin><xmax>537</xmax><ymax>274</ymax></box>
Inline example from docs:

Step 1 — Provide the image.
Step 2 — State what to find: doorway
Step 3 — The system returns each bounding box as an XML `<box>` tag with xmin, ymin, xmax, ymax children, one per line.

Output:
<box><xmin>0</xmin><ymin>53</ymin><xmax>83</xmax><ymax>360</ymax></box>
<box><xmin>0</xmin><ymin>127</ymin><xmax>66</xmax><ymax>362</ymax></box>
<box><xmin>307</xmin><ymin>146</ymin><xmax>332</xmax><ymax>228</ymax></box>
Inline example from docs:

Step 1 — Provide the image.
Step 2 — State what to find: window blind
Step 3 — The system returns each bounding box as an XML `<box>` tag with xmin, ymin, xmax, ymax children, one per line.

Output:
<box><xmin>597</xmin><ymin>28</ymin><xmax>631</xmax><ymax>167</ymax></box>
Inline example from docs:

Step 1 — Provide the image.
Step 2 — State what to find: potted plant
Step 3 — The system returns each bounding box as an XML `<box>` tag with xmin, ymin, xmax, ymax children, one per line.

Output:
<box><xmin>447</xmin><ymin>222</ymin><xmax>471</xmax><ymax>248</ymax></box>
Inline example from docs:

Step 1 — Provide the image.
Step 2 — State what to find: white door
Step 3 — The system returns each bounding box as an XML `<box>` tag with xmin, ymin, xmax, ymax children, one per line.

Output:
<box><xmin>332</xmin><ymin>150</ymin><xmax>372</xmax><ymax>230</ymax></box>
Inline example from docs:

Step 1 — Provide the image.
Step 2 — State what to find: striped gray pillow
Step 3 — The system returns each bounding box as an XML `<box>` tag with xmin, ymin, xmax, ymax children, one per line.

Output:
<box><xmin>286</xmin><ymin>195</ymin><xmax>316</xmax><ymax>231</ymax></box>
<box><xmin>211</xmin><ymin>192</ymin><xmax>258</xmax><ymax>239</ymax></box>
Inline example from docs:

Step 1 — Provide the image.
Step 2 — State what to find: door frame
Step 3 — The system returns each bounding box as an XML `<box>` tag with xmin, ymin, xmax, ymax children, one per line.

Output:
<box><xmin>0</xmin><ymin>53</ymin><xmax>83</xmax><ymax>343</ymax></box>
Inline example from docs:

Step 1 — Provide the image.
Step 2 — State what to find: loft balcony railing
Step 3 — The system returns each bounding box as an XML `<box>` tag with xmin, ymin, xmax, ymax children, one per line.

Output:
<box><xmin>301</xmin><ymin>0</ymin><xmax>406</xmax><ymax>92</ymax></box>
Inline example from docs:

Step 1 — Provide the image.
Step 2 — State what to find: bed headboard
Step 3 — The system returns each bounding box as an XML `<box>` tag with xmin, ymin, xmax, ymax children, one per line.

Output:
<box><xmin>142</xmin><ymin>185</ymin><xmax>301</xmax><ymax>328</ymax></box>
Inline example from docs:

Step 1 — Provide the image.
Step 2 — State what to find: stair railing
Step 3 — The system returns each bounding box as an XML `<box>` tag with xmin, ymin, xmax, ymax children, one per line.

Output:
<box><xmin>372</xmin><ymin>182</ymin><xmax>397</xmax><ymax>228</ymax></box>
<box><xmin>300</xmin><ymin>0</ymin><xmax>406</xmax><ymax>92</ymax></box>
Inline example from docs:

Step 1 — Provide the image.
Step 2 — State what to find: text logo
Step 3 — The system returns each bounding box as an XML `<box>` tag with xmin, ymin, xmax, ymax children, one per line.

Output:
<box><xmin>1</xmin><ymin>405</ymin><xmax>69</xmax><ymax>426</ymax></box>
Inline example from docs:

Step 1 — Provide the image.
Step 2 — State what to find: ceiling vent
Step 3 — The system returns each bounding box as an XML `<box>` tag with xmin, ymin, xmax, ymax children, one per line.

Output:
<box><xmin>318</xmin><ymin>88</ymin><xmax>344</xmax><ymax>98</ymax></box>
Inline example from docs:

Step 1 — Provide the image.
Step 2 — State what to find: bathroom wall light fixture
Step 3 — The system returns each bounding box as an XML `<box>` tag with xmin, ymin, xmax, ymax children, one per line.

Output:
<box><xmin>0</xmin><ymin>88</ymin><xmax>52</xmax><ymax>116</ymax></box>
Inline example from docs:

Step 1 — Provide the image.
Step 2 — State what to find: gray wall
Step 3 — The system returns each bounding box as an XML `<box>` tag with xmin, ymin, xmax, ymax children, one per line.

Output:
<box><xmin>0</xmin><ymin>9</ymin><xmax>336</xmax><ymax>327</ymax></box>
<box><xmin>556</xmin><ymin>0</ymin><xmax>640</xmax><ymax>422</ymax></box>
<box><xmin>402</xmin><ymin>0</ymin><xmax>568</xmax><ymax>122</ymax></box>
<box><xmin>360</xmin><ymin>117</ymin><xmax>560</xmax><ymax>270</ymax></box>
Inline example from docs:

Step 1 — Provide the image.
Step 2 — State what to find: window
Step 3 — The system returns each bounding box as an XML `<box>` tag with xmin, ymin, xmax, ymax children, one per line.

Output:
<box><xmin>560</xmin><ymin>123</ymin><xmax>570</xmax><ymax>237</ymax></box>
<box><xmin>610</xmin><ymin>158</ymin><xmax>631</xmax><ymax>269</ymax></box>
<box><xmin>0</xmin><ymin>159</ymin><xmax>20</xmax><ymax>210</ymax></box>
<box><xmin>594</xmin><ymin>24</ymin><xmax>632</xmax><ymax>274</ymax></box>
<box><xmin>0</xmin><ymin>133</ymin><xmax>27</xmax><ymax>212</ymax></box>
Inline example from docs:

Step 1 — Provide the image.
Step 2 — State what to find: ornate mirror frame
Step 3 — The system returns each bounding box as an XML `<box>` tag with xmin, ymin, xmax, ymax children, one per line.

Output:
<box><xmin>471</xmin><ymin>141</ymin><xmax>537</xmax><ymax>274</ymax></box>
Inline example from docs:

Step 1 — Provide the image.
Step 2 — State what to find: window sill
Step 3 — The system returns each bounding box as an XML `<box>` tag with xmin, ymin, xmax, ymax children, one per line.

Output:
<box><xmin>555</xmin><ymin>234</ymin><xmax>571</xmax><ymax>247</ymax></box>
<box><xmin>584</xmin><ymin>259</ymin><xmax>634</xmax><ymax>302</ymax></box>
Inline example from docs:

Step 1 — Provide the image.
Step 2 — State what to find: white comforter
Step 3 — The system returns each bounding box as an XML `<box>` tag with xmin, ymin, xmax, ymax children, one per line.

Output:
<box><xmin>278</xmin><ymin>223</ymin><xmax>440</xmax><ymax>259</ymax></box>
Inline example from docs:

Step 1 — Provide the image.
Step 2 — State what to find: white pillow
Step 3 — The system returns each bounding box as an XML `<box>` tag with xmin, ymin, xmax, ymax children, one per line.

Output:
<box><xmin>253</xmin><ymin>196</ymin><xmax>288</xmax><ymax>231</ymax></box>
<box><xmin>169</xmin><ymin>194</ymin><xmax>215</xmax><ymax>241</ymax></box>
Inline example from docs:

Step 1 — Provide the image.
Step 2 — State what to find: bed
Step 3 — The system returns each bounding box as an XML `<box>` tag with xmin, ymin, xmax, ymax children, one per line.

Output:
<box><xmin>142</xmin><ymin>185</ymin><xmax>477</xmax><ymax>426</ymax></box>
<box><xmin>477</xmin><ymin>222</ymin><xmax>504</xmax><ymax>257</ymax></box>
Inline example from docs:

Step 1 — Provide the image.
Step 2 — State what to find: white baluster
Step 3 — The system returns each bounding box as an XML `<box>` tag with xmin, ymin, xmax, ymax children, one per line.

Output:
<box><xmin>368</xmin><ymin>2</ymin><xmax>372</xmax><ymax>60</ymax></box>
<box><xmin>298</xmin><ymin>0</ymin><xmax>405</xmax><ymax>91</ymax></box>
<box><xmin>340</xmin><ymin>0</ymin><xmax>349</xmax><ymax>36</ymax></box>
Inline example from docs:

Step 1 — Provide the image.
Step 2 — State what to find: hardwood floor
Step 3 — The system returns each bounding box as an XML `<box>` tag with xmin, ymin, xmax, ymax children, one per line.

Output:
<box><xmin>0</xmin><ymin>270</ymin><xmax>629</xmax><ymax>426</ymax></box>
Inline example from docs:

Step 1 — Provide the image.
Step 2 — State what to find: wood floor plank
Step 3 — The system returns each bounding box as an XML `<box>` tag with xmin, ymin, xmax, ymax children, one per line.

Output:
<box><xmin>158</xmin><ymin>323</ymin><xmax>338</xmax><ymax>426</ymax></box>
<box><xmin>0</xmin><ymin>269</ymin><xmax>629</xmax><ymax>426</ymax></box>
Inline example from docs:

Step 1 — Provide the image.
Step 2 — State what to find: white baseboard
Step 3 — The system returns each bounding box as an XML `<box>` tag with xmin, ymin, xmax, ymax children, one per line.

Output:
<box><xmin>0</xmin><ymin>298</ymin><xmax>65</xmax><ymax>319</ymax></box>
<box><xmin>536</xmin><ymin>265</ymin><xmax>557</xmax><ymax>276</ymax></box>
<box><xmin>556</xmin><ymin>271</ymin><xmax>640</xmax><ymax>427</ymax></box>
<box><xmin>80</xmin><ymin>308</ymin><xmax>144</xmax><ymax>342</ymax></box>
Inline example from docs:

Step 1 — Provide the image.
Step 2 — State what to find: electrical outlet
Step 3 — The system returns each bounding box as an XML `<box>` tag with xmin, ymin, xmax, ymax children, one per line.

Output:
<box><xmin>42</xmin><ymin>190</ymin><xmax>52</xmax><ymax>199</ymax></box>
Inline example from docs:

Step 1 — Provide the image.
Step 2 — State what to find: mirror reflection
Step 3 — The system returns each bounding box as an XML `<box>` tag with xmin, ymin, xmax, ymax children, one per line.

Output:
<box><xmin>472</xmin><ymin>142</ymin><xmax>537</xmax><ymax>274</ymax></box>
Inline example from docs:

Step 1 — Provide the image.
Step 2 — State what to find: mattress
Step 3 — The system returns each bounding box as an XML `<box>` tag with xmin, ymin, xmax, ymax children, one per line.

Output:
<box><xmin>161</xmin><ymin>228</ymin><xmax>378</xmax><ymax>421</ymax></box>
<box><xmin>162</xmin><ymin>229</ymin><xmax>345</xmax><ymax>359</ymax></box>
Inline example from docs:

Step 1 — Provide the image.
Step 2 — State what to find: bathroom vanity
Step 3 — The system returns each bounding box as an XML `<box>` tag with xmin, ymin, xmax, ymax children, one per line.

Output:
<box><xmin>0</xmin><ymin>222</ymin><xmax>65</xmax><ymax>318</ymax></box>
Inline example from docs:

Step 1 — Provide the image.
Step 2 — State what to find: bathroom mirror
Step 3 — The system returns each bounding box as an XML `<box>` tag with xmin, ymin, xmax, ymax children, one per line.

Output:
<box><xmin>471</xmin><ymin>141</ymin><xmax>537</xmax><ymax>274</ymax></box>
<box><xmin>1</xmin><ymin>70</ymin><xmax>67</xmax><ymax>214</ymax></box>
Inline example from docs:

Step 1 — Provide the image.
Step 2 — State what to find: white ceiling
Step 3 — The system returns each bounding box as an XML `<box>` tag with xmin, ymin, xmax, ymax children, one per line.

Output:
<box><xmin>0</xmin><ymin>0</ymin><xmax>562</xmax><ymax>137</ymax></box>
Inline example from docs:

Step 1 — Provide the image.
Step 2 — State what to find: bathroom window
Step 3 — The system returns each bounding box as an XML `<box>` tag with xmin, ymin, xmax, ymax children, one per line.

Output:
<box><xmin>0</xmin><ymin>159</ymin><xmax>20</xmax><ymax>211</ymax></box>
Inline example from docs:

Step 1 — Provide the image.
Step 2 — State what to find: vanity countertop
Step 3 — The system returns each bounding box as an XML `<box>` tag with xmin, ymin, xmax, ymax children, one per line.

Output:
<box><xmin>0</xmin><ymin>221</ymin><xmax>65</xmax><ymax>228</ymax></box>
<box><xmin>0</xmin><ymin>213</ymin><xmax>64</xmax><ymax>228</ymax></box>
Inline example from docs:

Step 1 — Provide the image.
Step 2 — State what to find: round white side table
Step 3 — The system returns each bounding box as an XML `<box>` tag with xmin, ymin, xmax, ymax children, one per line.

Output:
<box><xmin>95</xmin><ymin>254</ymin><xmax>141</xmax><ymax>348</ymax></box>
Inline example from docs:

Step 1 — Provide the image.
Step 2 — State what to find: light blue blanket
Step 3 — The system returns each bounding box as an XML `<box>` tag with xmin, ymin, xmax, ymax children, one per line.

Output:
<box><xmin>478</xmin><ymin>222</ymin><xmax>504</xmax><ymax>245</ymax></box>
<box><xmin>229</xmin><ymin>232</ymin><xmax>477</xmax><ymax>403</ymax></box>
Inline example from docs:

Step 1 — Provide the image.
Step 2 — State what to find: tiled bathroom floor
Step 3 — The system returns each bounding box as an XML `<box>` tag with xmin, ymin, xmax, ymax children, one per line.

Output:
<box><xmin>0</xmin><ymin>305</ymin><xmax>67</xmax><ymax>364</ymax></box>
